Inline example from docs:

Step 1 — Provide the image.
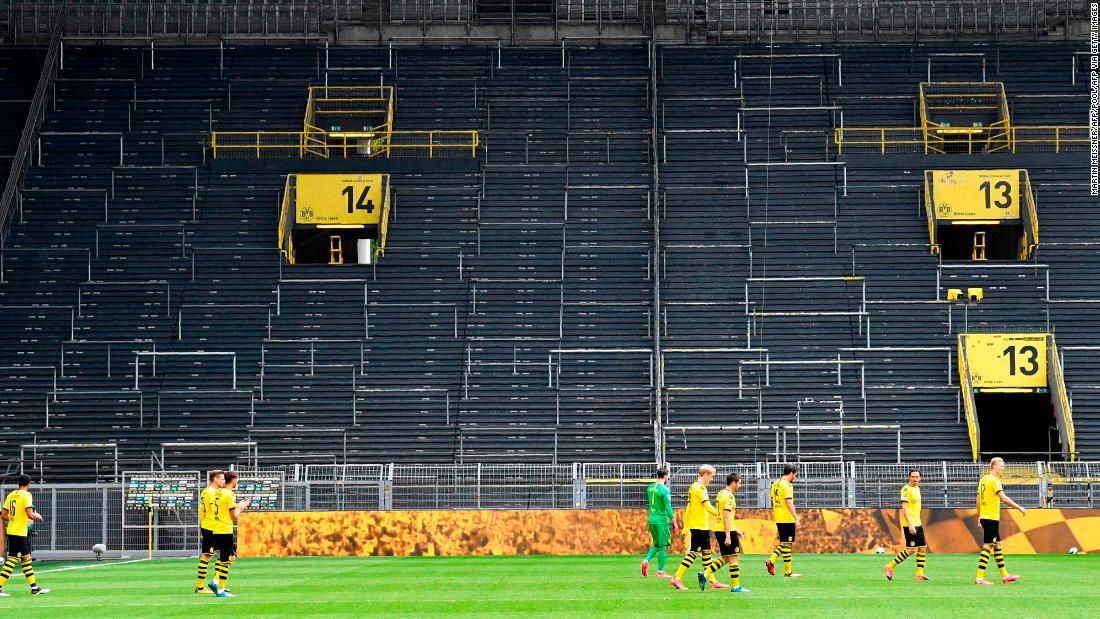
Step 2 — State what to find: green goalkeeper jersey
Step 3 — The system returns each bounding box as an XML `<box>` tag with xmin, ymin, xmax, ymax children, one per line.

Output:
<box><xmin>646</xmin><ymin>481</ymin><xmax>674</xmax><ymax>524</ymax></box>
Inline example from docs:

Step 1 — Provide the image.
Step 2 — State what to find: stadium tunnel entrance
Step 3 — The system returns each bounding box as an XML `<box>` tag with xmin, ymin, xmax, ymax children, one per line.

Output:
<box><xmin>975</xmin><ymin>392</ymin><xmax>1061</xmax><ymax>460</ymax></box>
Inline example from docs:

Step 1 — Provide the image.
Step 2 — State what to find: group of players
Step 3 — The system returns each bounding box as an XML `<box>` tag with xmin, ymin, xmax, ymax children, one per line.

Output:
<box><xmin>195</xmin><ymin>469</ymin><xmax>251</xmax><ymax>597</ymax></box>
<box><xmin>0</xmin><ymin>457</ymin><xmax>1031</xmax><ymax>598</ymax></box>
<box><xmin>0</xmin><ymin>470</ymin><xmax>252</xmax><ymax>598</ymax></box>
<box><xmin>641</xmin><ymin>457</ymin><xmax>1028</xmax><ymax>591</ymax></box>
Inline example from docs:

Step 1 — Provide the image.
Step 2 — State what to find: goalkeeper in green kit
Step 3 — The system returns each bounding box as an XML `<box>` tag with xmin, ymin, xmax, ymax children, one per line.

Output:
<box><xmin>641</xmin><ymin>468</ymin><xmax>678</xmax><ymax>578</ymax></box>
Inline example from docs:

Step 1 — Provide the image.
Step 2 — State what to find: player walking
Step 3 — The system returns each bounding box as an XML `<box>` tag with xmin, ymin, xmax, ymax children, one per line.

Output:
<box><xmin>884</xmin><ymin>469</ymin><xmax>930</xmax><ymax>581</ymax></box>
<box><xmin>641</xmin><ymin>468</ymin><xmax>677</xmax><ymax>578</ymax></box>
<box><xmin>975</xmin><ymin>457</ymin><xmax>1026</xmax><ymax>585</ymax></box>
<box><xmin>699</xmin><ymin>472</ymin><xmax>749</xmax><ymax>593</ymax></box>
<box><xmin>766</xmin><ymin>464</ymin><xmax>801</xmax><ymax>578</ymax></box>
<box><xmin>670</xmin><ymin>465</ymin><xmax>719</xmax><ymax>590</ymax></box>
<box><xmin>0</xmin><ymin>475</ymin><xmax>48</xmax><ymax>596</ymax></box>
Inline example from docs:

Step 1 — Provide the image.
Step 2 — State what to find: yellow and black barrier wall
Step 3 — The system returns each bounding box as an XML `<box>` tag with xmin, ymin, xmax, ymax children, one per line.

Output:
<box><xmin>239</xmin><ymin>508</ymin><xmax>1100</xmax><ymax>557</ymax></box>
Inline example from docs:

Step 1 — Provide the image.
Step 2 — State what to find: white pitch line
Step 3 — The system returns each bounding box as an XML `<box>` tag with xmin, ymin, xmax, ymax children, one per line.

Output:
<box><xmin>38</xmin><ymin>558</ymin><xmax>151</xmax><ymax>574</ymax></box>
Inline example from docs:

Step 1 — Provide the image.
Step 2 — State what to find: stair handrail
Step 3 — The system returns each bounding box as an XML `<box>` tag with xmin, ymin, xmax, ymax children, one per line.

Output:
<box><xmin>0</xmin><ymin>1</ymin><xmax>67</xmax><ymax>247</ymax></box>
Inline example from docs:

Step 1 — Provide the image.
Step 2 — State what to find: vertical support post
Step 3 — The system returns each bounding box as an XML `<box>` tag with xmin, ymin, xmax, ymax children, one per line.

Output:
<box><xmin>101</xmin><ymin>487</ymin><xmax>109</xmax><ymax>545</ymax></box>
<box><xmin>50</xmin><ymin>488</ymin><xmax>57</xmax><ymax>551</ymax></box>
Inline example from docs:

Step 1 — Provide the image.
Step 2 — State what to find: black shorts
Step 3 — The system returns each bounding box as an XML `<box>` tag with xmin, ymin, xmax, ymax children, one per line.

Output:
<box><xmin>713</xmin><ymin>530</ymin><xmax>743</xmax><ymax>556</ymax></box>
<box><xmin>979</xmin><ymin>518</ymin><xmax>1001</xmax><ymax>545</ymax></box>
<box><xmin>903</xmin><ymin>525</ymin><xmax>927</xmax><ymax>548</ymax></box>
<box><xmin>776</xmin><ymin>522</ymin><xmax>797</xmax><ymax>544</ymax></box>
<box><xmin>200</xmin><ymin>528</ymin><xmax>216</xmax><ymax>554</ymax></box>
<box><xmin>212</xmin><ymin>533</ymin><xmax>236</xmax><ymax>559</ymax></box>
<box><xmin>688</xmin><ymin>529</ymin><xmax>712</xmax><ymax>552</ymax></box>
<box><xmin>4</xmin><ymin>534</ymin><xmax>29</xmax><ymax>557</ymax></box>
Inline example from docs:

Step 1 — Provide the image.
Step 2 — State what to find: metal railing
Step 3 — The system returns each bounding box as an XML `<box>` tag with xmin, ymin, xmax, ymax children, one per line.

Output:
<box><xmin>836</xmin><ymin>124</ymin><xmax>1089</xmax><ymax>155</ymax></box>
<box><xmin>210</xmin><ymin>129</ymin><xmax>480</xmax><ymax>159</ymax></box>
<box><xmin>690</xmin><ymin>0</ymin><xmax>1081</xmax><ymax>39</ymax></box>
<box><xmin>5</xmin><ymin>459</ymin><xmax>1096</xmax><ymax>557</ymax></box>
<box><xmin>0</xmin><ymin>2</ymin><xmax>66</xmax><ymax>248</ymax></box>
<box><xmin>5</xmin><ymin>1</ymin><xmax>365</xmax><ymax>42</ymax></box>
<box><xmin>6</xmin><ymin>0</ymin><xmax>1078</xmax><ymax>43</ymax></box>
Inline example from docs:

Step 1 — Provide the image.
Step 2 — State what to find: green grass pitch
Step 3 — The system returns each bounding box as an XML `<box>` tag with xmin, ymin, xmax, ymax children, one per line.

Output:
<box><xmin>11</xmin><ymin>553</ymin><xmax>1099</xmax><ymax>617</ymax></box>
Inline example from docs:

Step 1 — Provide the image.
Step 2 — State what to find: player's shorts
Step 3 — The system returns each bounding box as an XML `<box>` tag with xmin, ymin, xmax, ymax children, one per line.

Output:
<box><xmin>212</xmin><ymin>533</ymin><xmax>236</xmax><ymax>559</ymax></box>
<box><xmin>712</xmin><ymin>530</ymin><xmax>743</xmax><ymax>556</ymax></box>
<box><xmin>200</xmin><ymin>527</ymin><xmax>217</xmax><ymax>554</ymax></box>
<box><xmin>648</xmin><ymin>522</ymin><xmax>671</xmax><ymax>548</ymax></box>
<box><xmin>979</xmin><ymin>518</ymin><xmax>1000</xmax><ymax>545</ymax></box>
<box><xmin>688</xmin><ymin>528</ymin><xmax>712</xmax><ymax>552</ymax></box>
<box><xmin>776</xmin><ymin>522</ymin><xmax>797</xmax><ymax>543</ymax></box>
<box><xmin>902</xmin><ymin>525</ymin><xmax>927</xmax><ymax>548</ymax></box>
<box><xmin>4</xmin><ymin>534</ymin><xmax>29</xmax><ymax>557</ymax></box>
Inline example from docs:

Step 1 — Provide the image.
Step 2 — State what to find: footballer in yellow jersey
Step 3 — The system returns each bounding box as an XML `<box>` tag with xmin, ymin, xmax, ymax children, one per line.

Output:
<box><xmin>884</xmin><ymin>469</ymin><xmax>929</xmax><ymax>581</ymax></box>
<box><xmin>766</xmin><ymin>464</ymin><xmax>800</xmax><ymax>577</ymax></box>
<box><xmin>671</xmin><ymin>465</ymin><xmax>720</xmax><ymax>590</ymax></box>
<box><xmin>0</xmin><ymin>475</ymin><xmax>48</xmax><ymax>595</ymax></box>
<box><xmin>701</xmin><ymin>473</ymin><xmax>749</xmax><ymax>592</ymax></box>
<box><xmin>207</xmin><ymin>470</ymin><xmax>251</xmax><ymax>597</ymax></box>
<box><xmin>195</xmin><ymin>469</ymin><xmax>226</xmax><ymax>593</ymax></box>
<box><xmin>975</xmin><ymin>458</ymin><xmax>1027</xmax><ymax>586</ymax></box>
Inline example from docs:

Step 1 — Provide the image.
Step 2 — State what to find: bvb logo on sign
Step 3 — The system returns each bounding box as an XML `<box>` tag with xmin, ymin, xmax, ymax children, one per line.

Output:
<box><xmin>972</xmin><ymin>373</ymin><xmax>982</xmax><ymax>383</ymax></box>
<box><xmin>937</xmin><ymin>203</ymin><xmax>952</xmax><ymax>216</ymax></box>
<box><xmin>300</xmin><ymin>207</ymin><xmax>314</xmax><ymax>220</ymax></box>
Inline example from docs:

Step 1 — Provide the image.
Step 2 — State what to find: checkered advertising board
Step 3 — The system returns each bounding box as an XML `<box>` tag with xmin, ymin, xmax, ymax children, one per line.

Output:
<box><xmin>238</xmin><ymin>508</ymin><xmax>1100</xmax><ymax>557</ymax></box>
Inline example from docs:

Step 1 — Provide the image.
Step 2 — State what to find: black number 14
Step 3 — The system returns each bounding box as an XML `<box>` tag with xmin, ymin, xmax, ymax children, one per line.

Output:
<box><xmin>342</xmin><ymin>185</ymin><xmax>375</xmax><ymax>214</ymax></box>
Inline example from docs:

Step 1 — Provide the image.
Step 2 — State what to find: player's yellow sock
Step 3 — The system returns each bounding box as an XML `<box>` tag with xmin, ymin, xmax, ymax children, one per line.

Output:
<box><xmin>20</xmin><ymin>555</ymin><xmax>36</xmax><ymax>587</ymax></box>
<box><xmin>993</xmin><ymin>548</ymin><xmax>1008</xmax><ymax>577</ymax></box>
<box><xmin>781</xmin><ymin>543</ymin><xmax>793</xmax><ymax>575</ymax></box>
<box><xmin>214</xmin><ymin>560</ymin><xmax>230</xmax><ymax>589</ymax></box>
<box><xmin>976</xmin><ymin>548</ymin><xmax>990</xmax><ymax>579</ymax></box>
<box><xmin>674</xmin><ymin>551</ymin><xmax>697</xmax><ymax>581</ymax></box>
<box><xmin>916</xmin><ymin>550</ymin><xmax>926</xmax><ymax>577</ymax></box>
<box><xmin>730</xmin><ymin>563</ymin><xmax>740</xmax><ymax>588</ymax></box>
<box><xmin>704</xmin><ymin>556</ymin><xmax>726</xmax><ymax>578</ymax></box>
<box><xmin>769</xmin><ymin>545</ymin><xmax>781</xmax><ymax>564</ymax></box>
<box><xmin>196</xmin><ymin>557</ymin><xmax>210</xmax><ymax>589</ymax></box>
<box><xmin>700</xmin><ymin>550</ymin><xmax>717</xmax><ymax>582</ymax></box>
<box><xmin>0</xmin><ymin>555</ymin><xmax>17</xmax><ymax>586</ymax></box>
<box><xmin>888</xmin><ymin>549</ymin><xmax>912</xmax><ymax>568</ymax></box>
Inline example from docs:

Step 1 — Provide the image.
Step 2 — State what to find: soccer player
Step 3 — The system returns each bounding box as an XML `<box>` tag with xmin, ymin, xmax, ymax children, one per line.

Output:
<box><xmin>766</xmin><ymin>464</ymin><xmax>801</xmax><ymax>578</ymax></box>
<box><xmin>884</xmin><ymin>469</ymin><xmax>930</xmax><ymax>581</ymax></box>
<box><xmin>207</xmin><ymin>471</ymin><xmax>251</xmax><ymax>598</ymax></box>
<box><xmin>670</xmin><ymin>465</ymin><xmax>719</xmax><ymax>590</ymax></box>
<box><xmin>0</xmin><ymin>475</ymin><xmax>48</xmax><ymax>596</ymax></box>
<box><xmin>195</xmin><ymin>469</ymin><xmax>226</xmax><ymax>593</ymax></box>
<box><xmin>641</xmin><ymin>468</ymin><xmax>677</xmax><ymax>578</ymax></box>
<box><xmin>700</xmin><ymin>472</ymin><xmax>750</xmax><ymax>593</ymax></box>
<box><xmin>975</xmin><ymin>457</ymin><xmax>1027</xmax><ymax>586</ymax></box>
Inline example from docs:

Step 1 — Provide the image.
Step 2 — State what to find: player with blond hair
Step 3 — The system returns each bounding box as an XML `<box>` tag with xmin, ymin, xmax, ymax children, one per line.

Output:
<box><xmin>975</xmin><ymin>457</ymin><xmax>1027</xmax><ymax>585</ymax></box>
<box><xmin>670</xmin><ymin>465</ymin><xmax>720</xmax><ymax>590</ymax></box>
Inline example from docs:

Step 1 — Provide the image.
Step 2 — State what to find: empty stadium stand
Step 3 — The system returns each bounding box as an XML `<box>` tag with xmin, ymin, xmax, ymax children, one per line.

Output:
<box><xmin>0</xmin><ymin>34</ymin><xmax>1095</xmax><ymax>479</ymax></box>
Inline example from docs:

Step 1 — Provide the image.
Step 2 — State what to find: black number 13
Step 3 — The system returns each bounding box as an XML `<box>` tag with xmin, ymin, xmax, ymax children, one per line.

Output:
<box><xmin>1003</xmin><ymin>345</ymin><xmax>1039</xmax><ymax>376</ymax></box>
<box><xmin>979</xmin><ymin>180</ymin><xmax>1012</xmax><ymax>210</ymax></box>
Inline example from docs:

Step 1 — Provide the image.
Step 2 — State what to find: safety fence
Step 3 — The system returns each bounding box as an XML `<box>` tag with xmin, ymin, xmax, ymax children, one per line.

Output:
<box><xmin>834</xmin><ymin>125</ymin><xmax>1089</xmax><ymax>155</ymax></box>
<box><xmin>5</xmin><ymin>1</ymin><xmax>366</xmax><ymax>42</ymax></box>
<box><xmin>6</xmin><ymin>459</ymin><xmax>1096</xmax><ymax>554</ymax></box>
<box><xmin>210</xmin><ymin>129</ymin><xmax>480</xmax><ymax>159</ymax></box>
